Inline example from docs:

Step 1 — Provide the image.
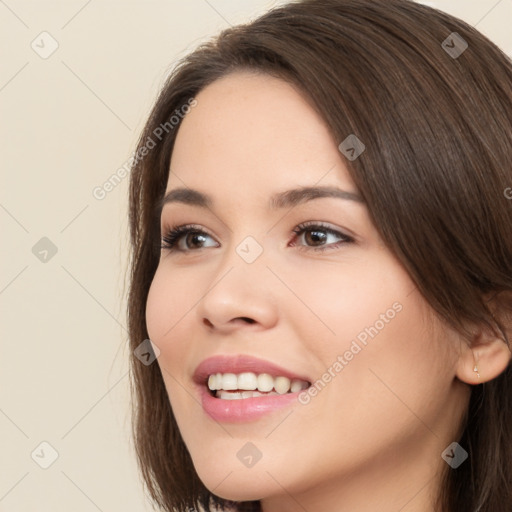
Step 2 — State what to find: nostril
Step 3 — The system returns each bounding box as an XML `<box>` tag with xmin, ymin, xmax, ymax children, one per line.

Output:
<box><xmin>202</xmin><ymin>317</ymin><xmax>255</xmax><ymax>328</ymax></box>
<box><xmin>238</xmin><ymin>317</ymin><xmax>255</xmax><ymax>324</ymax></box>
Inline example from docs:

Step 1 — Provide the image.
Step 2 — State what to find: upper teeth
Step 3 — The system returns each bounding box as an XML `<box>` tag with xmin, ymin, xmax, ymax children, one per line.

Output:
<box><xmin>207</xmin><ymin>372</ymin><xmax>308</xmax><ymax>394</ymax></box>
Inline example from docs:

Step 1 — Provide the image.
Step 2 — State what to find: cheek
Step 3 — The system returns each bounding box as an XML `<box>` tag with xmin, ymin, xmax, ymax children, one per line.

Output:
<box><xmin>145</xmin><ymin>264</ymin><xmax>210</xmax><ymax>398</ymax></box>
<box><xmin>287</xmin><ymin>253</ymin><xmax>447</xmax><ymax>405</ymax></box>
<box><xmin>145</xmin><ymin>267</ymin><xmax>198</xmax><ymax>417</ymax></box>
<box><xmin>145</xmin><ymin>269</ymin><xmax>168</xmax><ymax>342</ymax></box>
<box><xmin>145</xmin><ymin>265</ymin><xmax>188</xmax><ymax>346</ymax></box>
<box><xmin>282</xmin><ymin>254</ymin><xmax>410</xmax><ymax>354</ymax></box>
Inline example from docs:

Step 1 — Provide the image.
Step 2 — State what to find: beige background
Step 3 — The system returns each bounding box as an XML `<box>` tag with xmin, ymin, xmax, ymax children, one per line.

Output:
<box><xmin>1</xmin><ymin>1</ymin><xmax>510</xmax><ymax>511</ymax></box>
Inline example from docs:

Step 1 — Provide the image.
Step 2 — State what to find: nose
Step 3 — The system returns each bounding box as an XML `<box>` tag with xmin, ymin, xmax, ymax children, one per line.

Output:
<box><xmin>195</xmin><ymin>247</ymin><xmax>279</xmax><ymax>334</ymax></box>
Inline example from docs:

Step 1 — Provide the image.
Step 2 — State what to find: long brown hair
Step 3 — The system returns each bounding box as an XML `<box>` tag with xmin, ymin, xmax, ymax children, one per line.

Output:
<box><xmin>127</xmin><ymin>1</ymin><xmax>512</xmax><ymax>510</ymax></box>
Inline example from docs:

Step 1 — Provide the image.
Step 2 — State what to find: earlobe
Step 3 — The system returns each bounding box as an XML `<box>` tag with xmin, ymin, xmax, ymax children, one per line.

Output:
<box><xmin>456</xmin><ymin>329</ymin><xmax>512</xmax><ymax>385</ymax></box>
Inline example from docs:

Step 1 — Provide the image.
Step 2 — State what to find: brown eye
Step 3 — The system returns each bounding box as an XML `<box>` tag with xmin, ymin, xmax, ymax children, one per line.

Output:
<box><xmin>291</xmin><ymin>222</ymin><xmax>354</xmax><ymax>252</ymax></box>
<box><xmin>184</xmin><ymin>232</ymin><xmax>208</xmax><ymax>249</ymax></box>
<box><xmin>161</xmin><ymin>225</ymin><xmax>218</xmax><ymax>252</ymax></box>
<box><xmin>303</xmin><ymin>229</ymin><xmax>328</xmax><ymax>246</ymax></box>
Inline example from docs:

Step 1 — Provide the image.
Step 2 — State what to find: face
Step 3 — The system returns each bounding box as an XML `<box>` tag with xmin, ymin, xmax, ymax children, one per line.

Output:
<box><xmin>145</xmin><ymin>72</ymin><xmax>469</xmax><ymax>509</ymax></box>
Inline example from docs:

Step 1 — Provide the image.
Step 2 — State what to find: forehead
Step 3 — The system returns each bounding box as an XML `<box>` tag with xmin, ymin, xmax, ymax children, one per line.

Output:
<box><xmin>166</xmin><ymin>71</ymin><xmax>357</xmax><ymax>200</ymax></box>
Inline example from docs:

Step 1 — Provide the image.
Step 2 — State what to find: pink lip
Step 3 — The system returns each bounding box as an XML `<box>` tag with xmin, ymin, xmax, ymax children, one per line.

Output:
<box><xmin>193</xmin><ymin>355</ymin><xmax>310</xmax><ymax>423</ymax></box>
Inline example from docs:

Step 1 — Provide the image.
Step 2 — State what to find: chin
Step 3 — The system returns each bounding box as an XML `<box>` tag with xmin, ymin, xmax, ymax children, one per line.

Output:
<box><xmin>191</xmin><ymin>458</ymin><xmax>276</xmax><ymax>501</ymax></box>
<box><xmin>202</xmin><ymin>472</ymin><xmax>268</xmax><ymax>501</ymax></box>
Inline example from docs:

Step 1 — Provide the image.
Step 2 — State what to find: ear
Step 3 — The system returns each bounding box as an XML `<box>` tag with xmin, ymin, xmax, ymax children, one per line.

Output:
<box><xmin>456</xmin><ymin>325</ymin><xmax>511</xmax><ymax>385</ymax></box>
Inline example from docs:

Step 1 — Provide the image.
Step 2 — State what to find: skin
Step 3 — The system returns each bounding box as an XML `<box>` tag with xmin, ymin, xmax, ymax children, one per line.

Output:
<box><xmin>145</xmin><ymin>71</ymin><xmax>510</xmax><ymax>512</ymax></box>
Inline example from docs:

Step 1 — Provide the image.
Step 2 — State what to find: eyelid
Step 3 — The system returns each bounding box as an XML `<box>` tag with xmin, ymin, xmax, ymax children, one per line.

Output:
<box><xmin>161</xmin><ymin>222</ymin><xmax>214</xmax><ymax>238</ymax></box>
<box><xmin>292</xmin><ymin>220</ymin><xmax>355</xmax><ymax>240</ymax></box>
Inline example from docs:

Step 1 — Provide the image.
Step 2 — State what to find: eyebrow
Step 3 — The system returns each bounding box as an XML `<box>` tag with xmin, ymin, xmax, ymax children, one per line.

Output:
<box><xmin>156</xmin><ymin>185</ymin><xmax>364</xmax><ymax>216</ymax></box>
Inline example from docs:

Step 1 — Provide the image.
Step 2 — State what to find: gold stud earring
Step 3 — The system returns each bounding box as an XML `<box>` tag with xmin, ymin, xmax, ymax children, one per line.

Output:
<box><xmin>472</xmin><ymin>350</ymin><xmax>481</xmax><ymax>380</ymax></box>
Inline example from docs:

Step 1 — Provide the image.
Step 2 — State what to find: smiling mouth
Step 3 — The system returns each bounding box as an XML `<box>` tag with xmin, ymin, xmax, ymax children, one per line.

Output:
<box><xmin>207</xmin><ymin>372</ymin><xmax>310</xmax><ymax>400</ymax></box>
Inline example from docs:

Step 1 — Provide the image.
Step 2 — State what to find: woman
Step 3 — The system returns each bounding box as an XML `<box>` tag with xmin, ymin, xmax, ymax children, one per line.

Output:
<box><xmin>127</xmin><ymin>0</ymin><xmax>512</xmax><ymax>510</ymax></box>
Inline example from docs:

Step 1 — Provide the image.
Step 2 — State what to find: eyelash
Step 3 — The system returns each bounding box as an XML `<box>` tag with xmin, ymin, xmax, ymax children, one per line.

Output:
<box><xmin>160</xmin><ymin>221</ymin><xmax>354</xmax><ymax>253</ymax></box>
